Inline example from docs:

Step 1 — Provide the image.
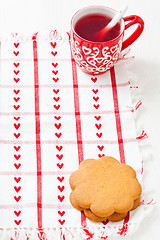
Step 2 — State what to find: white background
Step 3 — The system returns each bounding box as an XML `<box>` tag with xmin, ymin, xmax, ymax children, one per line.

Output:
<box><xmin>0</xmin><ymin>0</ymin><xmax>160</xmax><ymax>239</ymax></box>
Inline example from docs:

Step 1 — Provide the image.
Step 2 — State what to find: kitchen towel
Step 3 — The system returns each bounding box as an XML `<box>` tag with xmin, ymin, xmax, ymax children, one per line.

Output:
<box><xmin>0</xmin><ymin>31</ymin><xmax>153</xmax><ymax>239</ymax></box>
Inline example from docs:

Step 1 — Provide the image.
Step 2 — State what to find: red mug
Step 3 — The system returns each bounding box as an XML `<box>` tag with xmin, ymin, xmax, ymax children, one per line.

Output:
<box><xmin>70</xmin><ymin>6</ymin><xmax>144</xmax><ymax>75</ymax></box>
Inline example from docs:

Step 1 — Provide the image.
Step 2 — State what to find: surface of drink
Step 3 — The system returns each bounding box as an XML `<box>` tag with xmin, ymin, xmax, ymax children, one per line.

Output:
<box><xmin>74</xmin><ymin>13</ymin><xmax>121</xmax><ymax>42</ymax></box>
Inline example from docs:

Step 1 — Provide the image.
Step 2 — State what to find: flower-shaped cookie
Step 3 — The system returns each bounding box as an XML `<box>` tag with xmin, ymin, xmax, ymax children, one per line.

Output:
<box><xmin>69</xmin><ymin>156</ymin><xmax>142</xmax><ymax>219</ymax></box>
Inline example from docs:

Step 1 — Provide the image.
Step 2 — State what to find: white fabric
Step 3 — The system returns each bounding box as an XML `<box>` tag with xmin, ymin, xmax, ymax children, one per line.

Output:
<box><xmin>0</xmin><ymin>32</ymin><xmax>154</xmax><ymax>239</ymax></box>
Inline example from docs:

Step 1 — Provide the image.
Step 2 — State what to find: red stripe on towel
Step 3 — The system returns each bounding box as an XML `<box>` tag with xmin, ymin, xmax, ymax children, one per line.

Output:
<box><xmin>110</xmin><ymin>67</ymin><xmax>125</xmax><ymax>164</ymax></box>
<box><xmin>33</xmin><ymin>39</ymin><xmax>43</xmax><ymax>229</ymax></box>
<box><xmin>110</xmin><ymin>67</ymin><xmax>129</xmax><ymax>233</ymax></box>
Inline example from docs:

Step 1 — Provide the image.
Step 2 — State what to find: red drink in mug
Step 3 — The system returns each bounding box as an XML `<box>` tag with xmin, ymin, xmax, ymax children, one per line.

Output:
<box><xmin>70</xmin><ymin>6</ymin><xmax>144</xmax><ymax>75</ymax></box>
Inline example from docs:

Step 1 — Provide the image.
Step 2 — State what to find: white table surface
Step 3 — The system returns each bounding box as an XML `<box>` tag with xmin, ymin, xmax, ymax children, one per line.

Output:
<box><xmin>0</xmin><ymin>0</ymin><xmax>160</xmax><ymax>239</ymax></box>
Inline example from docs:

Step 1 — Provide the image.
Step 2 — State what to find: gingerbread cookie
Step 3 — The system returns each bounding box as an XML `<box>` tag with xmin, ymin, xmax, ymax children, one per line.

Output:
<box><xmin>69</xmin><ymin>156</ymin><xmax>142</xmax><ymax>221</ymax></box>
<box><xmin>70</xmin><ymin>191</ymin><xmax>83</xmax><ymax>211</ymax></box>
<box><xmin>108</xmin><ymin>212</ymin><xmax>128</xmax><ymax>222</ymax></box>
<box><xmin>84</xmin><ymin>209</ymin><xmax>129</xmax><ymax>222</ymax></box>
<box><xmin>84</xmin><ymin>209</ymin><xmax>107</xmax><ymax>222</ymax></box>
<box><xmin>70</xmin><ymin>193</ymin><xmax>140</xmax><ymax>222</ymax></box>
<box><xmin>131</xmin><ymin>197</ymin><xmax>140</xmax><ymax>210</ymax></box>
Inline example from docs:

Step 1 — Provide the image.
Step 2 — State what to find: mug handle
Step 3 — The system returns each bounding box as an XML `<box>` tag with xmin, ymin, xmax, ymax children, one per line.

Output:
<box><xmin>121</xmin><ymin>15</ymin><xmax>144</xmax><ymax>50</ymax></box>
